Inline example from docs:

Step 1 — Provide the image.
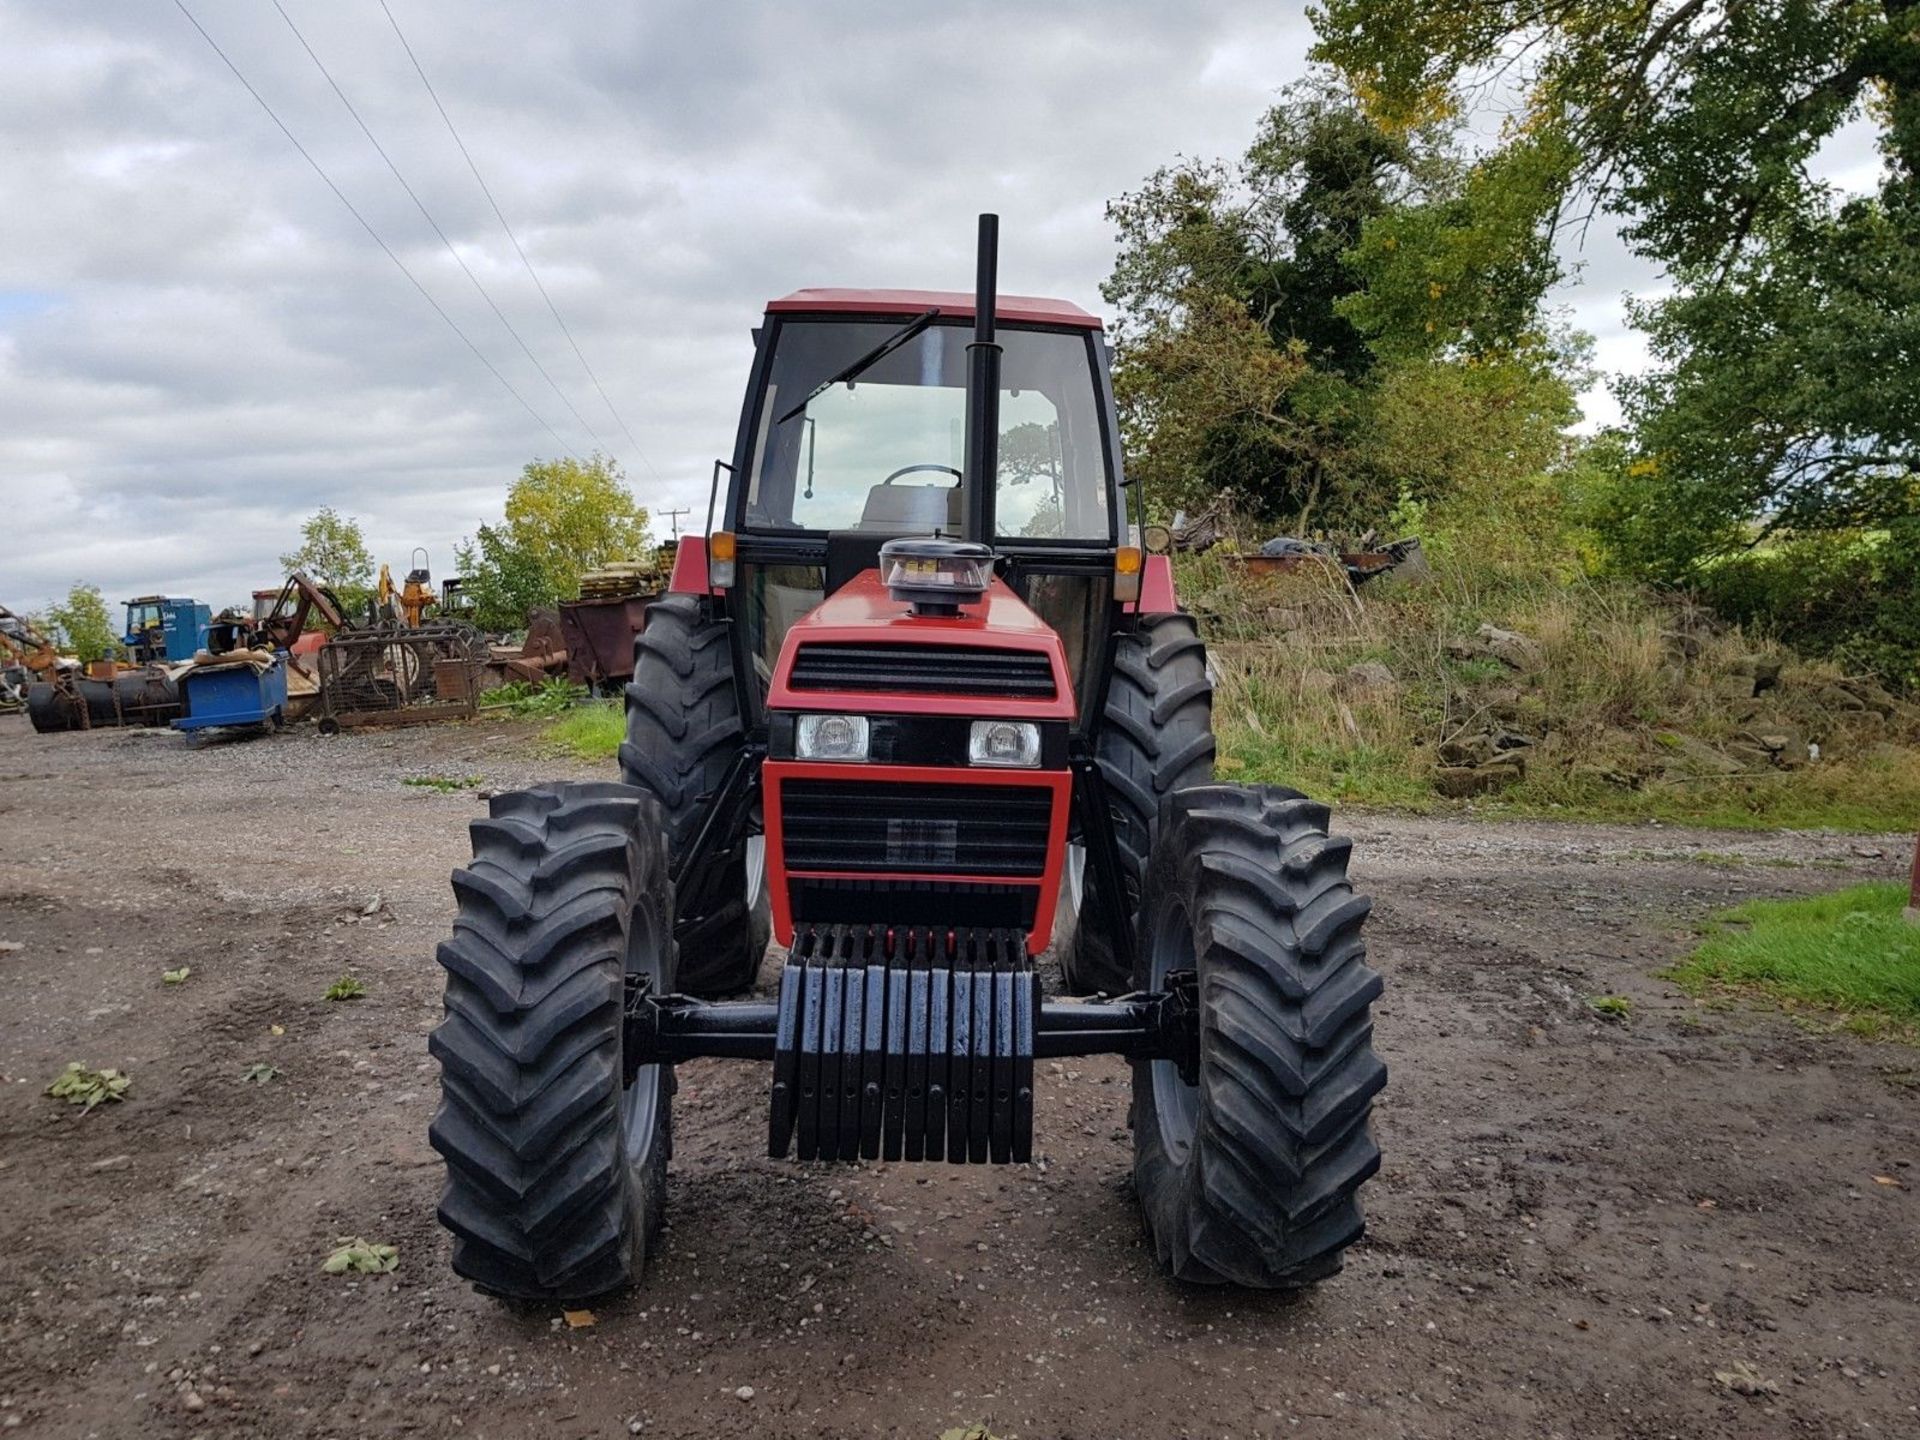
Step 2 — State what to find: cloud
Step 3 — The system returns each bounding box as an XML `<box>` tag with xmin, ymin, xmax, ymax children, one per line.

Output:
<box><xmin>0</xmin><ymin>0</ymin><xmax>1876</xmax><ymax>612</ymax></box>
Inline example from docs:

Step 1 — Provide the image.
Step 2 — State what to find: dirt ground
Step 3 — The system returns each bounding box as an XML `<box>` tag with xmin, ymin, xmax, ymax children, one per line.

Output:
<box><xmin>0</xmin><ymin>712</ymin><xmax>1915</xmax><ymax>1440</ymax></box>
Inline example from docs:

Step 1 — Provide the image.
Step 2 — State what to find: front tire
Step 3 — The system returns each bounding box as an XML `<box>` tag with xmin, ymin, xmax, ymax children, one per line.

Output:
<box><xmin>429</xmin><ymin>783</ymin><xmax>674</xmax><ymax>1300</ymax></box>
<box><xmin>619</xmin><ymin>594</ymin><xmax>769</xmax><ymax>996</ymax></box>
<box><xmin>1133</xmin><ymin>785</ymin><xmax>1385</xmax><ymax>1287</ymax></box>
<box><xmin>1062</xmin><ymin>612</ymin><xmax>1214</xmax><ymax>994</ymax></box>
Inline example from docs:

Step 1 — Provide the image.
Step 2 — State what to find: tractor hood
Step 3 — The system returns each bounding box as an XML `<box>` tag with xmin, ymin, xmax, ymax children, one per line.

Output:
<box><xmin>765</xmin><ymin>569</ymin><xmax>1077</xmax><ymax>721</ymax></box>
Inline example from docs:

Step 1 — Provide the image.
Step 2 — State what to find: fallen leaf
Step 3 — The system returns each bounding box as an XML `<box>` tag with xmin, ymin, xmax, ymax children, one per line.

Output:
<box><xmin>162</xmin><ymin>967</ymin><xmax>191</xmax><ymax>985</ymax></box>
<box><xmin>563</xmin><ymin>1309</ymin><xmax>597</xmax><ymax>1329</ymax></box>
<box><xmin>1696</xmin><ymin>1198</ymin><xmax>1718</xmax><ymax>1211</ymax></box>
<box><xmin>270</xmin><ymin>1024</ymin><xmax>285</xmax><ymax>1036</ymax></box>
<box><xmin>1872</xmin><ymin>1174</ymin><xmax>1903</xmax><ymax>1188</ymax></box>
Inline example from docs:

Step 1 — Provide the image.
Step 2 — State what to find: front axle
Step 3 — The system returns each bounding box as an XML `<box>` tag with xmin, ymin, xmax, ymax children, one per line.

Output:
<box><xmin>622</xmin><ymin>923</ymin><xmax>1198</xmax><ymax>1165</ymax></box>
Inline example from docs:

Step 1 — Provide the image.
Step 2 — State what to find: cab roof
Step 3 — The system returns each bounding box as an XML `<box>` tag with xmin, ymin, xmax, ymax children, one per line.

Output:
<box><xmin>766</xmin><ymin>288</ymin><xmax>1102</xmax><ymax>330</ymax></box>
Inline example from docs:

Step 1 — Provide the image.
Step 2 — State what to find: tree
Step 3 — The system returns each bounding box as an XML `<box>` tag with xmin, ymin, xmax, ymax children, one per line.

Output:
<box><xmin>1601</xmin><ymin>199</ymin><xmax>1920</xmax><ymax>578</ymax></box>
<box><xmin>1315</xmin><ymin>0</ymin><xmax>1920</xmax><ymax>273</ymax></box>
<box><xmin>456</xmin><ymin>455</ymin><xmax>651</xmax><ymax>631</ymax></box>
<box><xmin>1314</xmin><ymin>0</ymin><xmax>1920</xmax><ymax>535</ymax></box>
<box><xmin>1103</xmin><ymin>78</ymin><xmax>1577</xmax><ymax>528</ymax></box>
<box><xmin>43</xmin><ymin>583</ymin><xmax>117</xmax><ymax>664</ymax></box>
<box><xmin>1316</xmin><ymin>0</ymin><xmax>1920</xmax><ymax>684</ymax></box>
<box><xmin>280</xmin><ymin>507</ymin><xmax>375</xmax><ymax>611</ymax></box>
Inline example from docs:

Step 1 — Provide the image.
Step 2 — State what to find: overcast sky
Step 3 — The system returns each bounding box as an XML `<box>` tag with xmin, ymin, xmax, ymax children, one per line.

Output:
<box><xmin>0</xmin><ymin>0</ymin><xmax>1864</xmax><ymax>615</ymax></box>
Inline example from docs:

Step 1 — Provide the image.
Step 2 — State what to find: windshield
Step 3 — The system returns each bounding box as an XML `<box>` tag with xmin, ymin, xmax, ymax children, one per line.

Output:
<box><xmin>744</xmin><ymin>319</ymin><xmax>1113</xmax><ymax>542</ymax></box>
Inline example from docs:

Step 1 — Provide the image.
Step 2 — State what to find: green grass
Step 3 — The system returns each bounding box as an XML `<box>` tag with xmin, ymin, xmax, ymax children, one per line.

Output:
<box><xmin>1466</xmin><ymin>759</ymin><xmax>1920</xmax><ymax>833</ymax></box>
<box><xmin>1221</xmin><ymin>733</ymin><xmax>1436</xmax><ymax>809</ymax></box>
<box><xmin>1224</xmin><ymin>745</ymin><xmax>1920</xmax><ymax>831</ymax></box>
<box><xmin>544</xmin><ymin>699</ymin><xmax>624</xmax><ymax>761</ymax></box>
<box><xmin>1666</xmin><ymin>882</ymin><xmax>1920</xmax><ymax>1036</ymax></box>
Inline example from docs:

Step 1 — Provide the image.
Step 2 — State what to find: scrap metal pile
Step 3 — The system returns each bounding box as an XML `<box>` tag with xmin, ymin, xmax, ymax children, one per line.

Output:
<box><xmin>15</xmin><ymin>545</ymin><xmax>668</xmax><ymax>738</ymax></box>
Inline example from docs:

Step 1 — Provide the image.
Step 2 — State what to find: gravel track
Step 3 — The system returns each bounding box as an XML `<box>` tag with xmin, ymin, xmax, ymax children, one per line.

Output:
<box><xmin>0</xmin><ymin>713</ymin><xmax>1914</xmax><ymax>1439</ymax></box>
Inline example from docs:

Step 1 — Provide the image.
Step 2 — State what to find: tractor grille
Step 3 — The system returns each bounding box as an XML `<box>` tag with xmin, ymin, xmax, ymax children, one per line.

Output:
<box><xmin>781</xmin><ymin>779</ymin><xmax>1052</xmax><ymax>877</ymax></box>
<box><xmin>788</xmin><ymin>643</ymin><xmax>1056</xmax><ymax>699</ymax></box>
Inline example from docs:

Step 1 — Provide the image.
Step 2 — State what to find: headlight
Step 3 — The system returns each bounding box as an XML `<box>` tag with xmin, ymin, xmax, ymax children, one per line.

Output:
<box><xmin>968</xmin><ymin>719</ymin><xmax>1041</xmax><ymax>768</ymax></box>
<box><xmin>795</xmin><ymin>713</ymin><xmax>870</xmax><ymax>762</ymax></box>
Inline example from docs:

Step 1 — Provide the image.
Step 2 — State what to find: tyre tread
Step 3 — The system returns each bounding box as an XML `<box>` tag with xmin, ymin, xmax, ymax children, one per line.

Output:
<box><xmin>430</xmin><ymin>782</ymin><xmax>671</xmax><ymax>1300</ymax></box>
<box><xmin>1133</xmin><ymin>783</ymin><xmax>1385</xmax><ymax>1288</ymax></box>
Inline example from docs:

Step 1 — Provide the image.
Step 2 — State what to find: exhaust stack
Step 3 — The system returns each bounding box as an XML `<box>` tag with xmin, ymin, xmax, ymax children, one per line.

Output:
<box><xmin>960</xmin><ymin>213</ymin><xmax>1001</xmax><ymax>543</ymax></box>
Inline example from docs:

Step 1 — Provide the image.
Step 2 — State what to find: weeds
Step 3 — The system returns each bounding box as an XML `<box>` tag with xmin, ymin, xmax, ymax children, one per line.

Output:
<box><xmin>161</xmin><ymin>966</ymin><xmax>191</xmax><ymax>984</ymax></box>
<box><xmin>1587</xmin><ymin>995</ymin><xmax>1633</xmax><ymax>1020</ymax></box>
<box><xmin>324</xmin><ymin>974</ymin><xmax>367</xmax><ymax>1002</ymax></box>
<box><xmin>46</xmin><ymin>1063</ymin><xmax>131</xmax><ymax>1112</ymax></box>
<box><xmin>401</xmin><ymin>775</ymin><xmax>482</xmax><ymax>793</ymax></box>
<box><xmin>1184</xmin><ymin>549</ymin><xmax>1920</xmax><ymax>831</ymax></box>
<box><xmin>481</xmin><ymin>678</ymin><xmax>586</xmax><ymax>718</ymax></box>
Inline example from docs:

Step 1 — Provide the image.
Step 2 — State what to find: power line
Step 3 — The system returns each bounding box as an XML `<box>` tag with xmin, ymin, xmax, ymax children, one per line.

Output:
<box><xmin>171</xmin><ymin>0</ymin><xmax>578</xmax><ymax>458</ymax></box>
<box><xmin>268</xmin><ymin>0</ymin><xmax>613</xmax><ymax>460</ymax></box>
<box><xmin>375</xmin><ymin>0</ymin><xmax>661</xmax><ymax>483</ymax></box>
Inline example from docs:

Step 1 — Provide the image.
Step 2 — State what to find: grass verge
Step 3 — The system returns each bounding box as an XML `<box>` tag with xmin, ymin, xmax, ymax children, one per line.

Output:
<box><xmin>544</xmin><ymin>699</ymin><xmax>624</xmax><ymax>761</ymax></box>
<box><xmin>1189</xmin><ymin>544</ymin><xmax>1920</xmax><ymax>833</ymax></box>
<box><xmin>1665</xmin><ymin>882</ymin><xmax>1920</xmax><ymax>1038</ymax></box>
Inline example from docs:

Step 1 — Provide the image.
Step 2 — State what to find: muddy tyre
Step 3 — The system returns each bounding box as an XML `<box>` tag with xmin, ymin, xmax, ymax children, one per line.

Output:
<box><xmin>1061</xmin><ymin>612</ymin><xmax>1214</xmax><ymax>994</ymax></box>
<box><xmin>430</xmin><ymin>783</ymin><xmax>675</xmax><ymax>1300</ymax></box>
<box><xmin>618</xmin><ymin>594</ymin><xmax>769</xmax><ymax>996</ymax></box>
<box><xmin>1133</xmin><ymin>785</ymin><xmax>1385</xmax><ymax>1287</ymax></box>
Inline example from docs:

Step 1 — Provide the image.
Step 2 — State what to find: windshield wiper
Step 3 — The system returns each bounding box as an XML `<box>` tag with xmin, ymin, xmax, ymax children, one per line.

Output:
<box><xmin>773</xmin><ymin>308</ymin><xmax>941</xmax><ymax>425</ymax></box>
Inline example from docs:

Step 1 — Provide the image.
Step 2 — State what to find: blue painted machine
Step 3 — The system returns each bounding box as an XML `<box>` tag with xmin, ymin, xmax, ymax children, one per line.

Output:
<box><xmin>172</xmin><ymin>653</ymin><xmax>288</xmax><ymax>735</ymax></box>
<box><xmin>124</xmin><ymin>596</ymin><xmax>210</xmax><ymax>664</ymax></box>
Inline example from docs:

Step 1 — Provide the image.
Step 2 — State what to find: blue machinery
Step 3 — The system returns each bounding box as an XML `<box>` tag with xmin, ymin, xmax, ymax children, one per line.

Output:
<box><xmin>172</xmin><ymin>654</ymin><xmax>288</xmax><ymax>735</ymax></box>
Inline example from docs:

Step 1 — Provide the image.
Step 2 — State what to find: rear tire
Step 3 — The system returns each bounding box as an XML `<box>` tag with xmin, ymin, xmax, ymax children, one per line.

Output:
<box><xmin>1062</xmin><ymin>613</ymin><xmax>1214</xmax><ymax>994</ymax></box>
<box><xmin>430</xmin><ymin>782</ymin><xmax>675</xmax><ymax>1300</ymax></box>
<box><xmin>619</xmin><ymin>594</ymin><xmax>769</xmax><ymax>996</ymax></box>
<box><xmin>1133</xmin><ymin>785</ymin><xmax>1385</xmax><ymax>1287</ymax></box>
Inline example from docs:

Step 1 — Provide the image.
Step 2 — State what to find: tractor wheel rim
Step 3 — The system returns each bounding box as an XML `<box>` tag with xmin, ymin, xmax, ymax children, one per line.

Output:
<box><xmin>619</xmin><ymin>897</ymin><xmax>667</xmax><ymax>1166</ymax></box>
<box><xmin>1148</xmin><ymin>899</ymin><xmax>1200</xmax><ymax>1165</ymax></box>
<box><xmin>745</xmin><ymin>835</ymin><xmax>766</xmax><ymax>908</ymax></box>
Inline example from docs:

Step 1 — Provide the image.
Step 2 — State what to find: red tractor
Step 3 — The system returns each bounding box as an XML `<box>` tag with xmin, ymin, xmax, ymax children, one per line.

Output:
<box><xmin>430</xmin><ymin>217</ymin><xmax>1385</xmax><ymax>1299</ymax></box>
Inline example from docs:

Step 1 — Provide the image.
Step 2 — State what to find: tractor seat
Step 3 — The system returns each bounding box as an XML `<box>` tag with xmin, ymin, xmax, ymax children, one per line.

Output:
<box><xmin>856</xmin><ymin>482</ymin><xmax>963</xmax><ymax>534</ymax></box>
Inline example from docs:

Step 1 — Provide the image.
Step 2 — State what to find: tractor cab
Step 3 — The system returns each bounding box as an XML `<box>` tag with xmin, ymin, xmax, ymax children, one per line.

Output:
<box><xmin>123</xmin><ymin>596</ymin><xmax>210</xmax><ymax>665</ymax></box>
<box><xmin>713</xmin><ymin>285</ymin><xmax>1137</xmax><ymax>728</ymax></box>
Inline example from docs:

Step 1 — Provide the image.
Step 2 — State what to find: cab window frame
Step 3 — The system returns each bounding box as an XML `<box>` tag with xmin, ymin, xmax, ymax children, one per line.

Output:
<box><xmin>728</xmin><ymin>314</ymin><xmax>1121</xmax><ymax>550</ymax></box>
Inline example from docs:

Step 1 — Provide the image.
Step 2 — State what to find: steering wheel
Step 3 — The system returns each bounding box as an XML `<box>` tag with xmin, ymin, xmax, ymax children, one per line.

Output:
<box><xmin>881</xmin><ymin>464</ymin><xmax>962</xmax><ymax>485</ymax></box>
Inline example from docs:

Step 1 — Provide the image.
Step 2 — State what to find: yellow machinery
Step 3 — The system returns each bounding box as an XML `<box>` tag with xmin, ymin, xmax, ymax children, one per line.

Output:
<box><xmin>375</xmin><ymin>549</ymin><xmax>438</xmax><ymax>628</ymax></box>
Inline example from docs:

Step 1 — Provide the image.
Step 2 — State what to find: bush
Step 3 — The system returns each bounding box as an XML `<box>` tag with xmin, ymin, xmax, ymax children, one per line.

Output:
<box><xmin>1694</xmin><ymin>522</ymin><xmax>1920</xmax><ymax>695</ymax></box>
